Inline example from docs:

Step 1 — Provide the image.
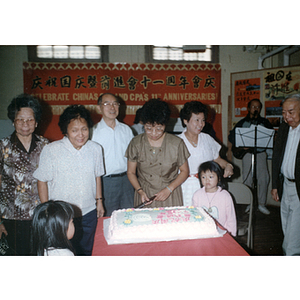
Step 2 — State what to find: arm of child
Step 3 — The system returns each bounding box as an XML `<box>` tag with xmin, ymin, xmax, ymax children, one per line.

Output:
<box><xmin>224</xmin><ymin>193</ymin><xmax>237</xmax><ymax>236</ymax></box>
<box><xmin>192</xmin><ymin>188</ymin><xmax>205</xmax><ymax>208</ymax></box>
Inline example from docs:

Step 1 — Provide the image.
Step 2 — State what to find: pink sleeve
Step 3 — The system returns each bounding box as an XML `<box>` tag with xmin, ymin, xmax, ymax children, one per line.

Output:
<box><xmin>192</xmin><ymin>188</ymin><xmax>204</xmax><ymax>207</ymax></box>
<box><xmin>223</xmin><ymin>192</ymin><xmax>237</xmax><ymax>236</ymax></box>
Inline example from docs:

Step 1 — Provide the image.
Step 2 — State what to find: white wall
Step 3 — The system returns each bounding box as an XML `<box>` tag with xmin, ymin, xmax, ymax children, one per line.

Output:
<box><xmin>219</xmin><ymin>45</ymin><xmax>263</xmax><ymax>142</ymax></box>
<box><xmin>0</xmin><ymin>46</ymin><xmax>27</xmax><ymax>120</ymax></box>
<box><xmin>109</xmin><ymin>45</ymin><xmax>145</xmax><ymax>63</ymax></box>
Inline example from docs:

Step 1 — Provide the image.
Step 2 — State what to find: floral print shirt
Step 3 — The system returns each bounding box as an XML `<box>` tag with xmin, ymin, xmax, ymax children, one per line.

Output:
<box><xmin>0</xmin><ymin>132</ymin><xmax>49</xmax><ymax>220</ymax></box>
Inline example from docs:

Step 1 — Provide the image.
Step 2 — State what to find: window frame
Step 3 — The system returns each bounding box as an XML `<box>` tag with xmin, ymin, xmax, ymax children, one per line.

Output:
<box><xmin>145</xmin><ymin>45</ymin><xmax>219</xmax><ymax>63</ymax></box>
<box><xmin>27</xmin><ymin>45</ymin><xmax>109</xmax><ymax>62</ymax></box>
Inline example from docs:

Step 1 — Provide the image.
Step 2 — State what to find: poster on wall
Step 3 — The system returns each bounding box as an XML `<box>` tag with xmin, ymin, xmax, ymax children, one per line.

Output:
<box><xmin>263</xmin><ymin>66</ymin><xmax>300</xmax><ymax>128</ymax></box>
<box><xmin>23</xmin><ymin>62</ymin><xmax>221</xmax><ymax>141</ymax></box>
<box><xmin>234</xmin><ymin>78</ymin><xmax>260</xmax><ymax>117</ymax></box>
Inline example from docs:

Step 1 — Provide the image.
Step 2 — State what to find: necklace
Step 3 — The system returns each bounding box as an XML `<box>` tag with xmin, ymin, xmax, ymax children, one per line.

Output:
<box><xmin>150</xmin><ymin>147</ymin><xmax>161</xmax><ymax>154</ymax></box>
<box><xmin>148</xmin><ymin>134</ymin><xmax>164</xmax><ymax>154</ymax></box>
<box><xmin>205</xmin><ymin>188</ymin><xmax>218</xmax><ymax>213</ymax></box>
<box><xmin>184</xmin><ymin>132</ymin><xmax>198</xmax><ymax>147</ymax></box>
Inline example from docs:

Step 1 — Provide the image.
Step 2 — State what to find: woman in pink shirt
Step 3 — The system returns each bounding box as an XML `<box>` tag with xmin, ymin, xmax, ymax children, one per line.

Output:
<box><xmin>192</xmin><ymin>161</ymin><xmax>237</xmax><ymax>236</ymax></box>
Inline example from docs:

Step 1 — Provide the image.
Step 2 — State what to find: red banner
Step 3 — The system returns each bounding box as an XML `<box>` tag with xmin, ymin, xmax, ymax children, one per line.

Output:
<box><xmin>23</xmin><ymin>62</ymin><xmax>221</xmax><ymax>141</ymax></box>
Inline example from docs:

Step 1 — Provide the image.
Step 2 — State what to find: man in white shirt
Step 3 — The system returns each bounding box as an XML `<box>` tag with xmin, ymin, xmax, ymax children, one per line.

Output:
<box><xmin>271</xmin><ymin>94</ymin><xmax>300</xmax><ymax>255</ymax></box>
<box><xmin>92</xmin><ymin>93</ymin><xmax>134</xmax><ymax>216</ymax></box>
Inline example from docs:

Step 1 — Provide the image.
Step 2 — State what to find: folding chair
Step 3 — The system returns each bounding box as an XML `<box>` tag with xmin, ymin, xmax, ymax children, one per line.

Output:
<box><xmin>228</xmin><ymin>182</ymin><xmax>253</xmax><ymax>249</ymax></box>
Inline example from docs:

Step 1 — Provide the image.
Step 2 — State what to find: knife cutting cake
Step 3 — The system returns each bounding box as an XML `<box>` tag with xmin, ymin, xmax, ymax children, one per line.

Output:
<box><xmin>107</xmin><ymin>206</ymin><xmax>220</xmax><ymax>244</ymax></box>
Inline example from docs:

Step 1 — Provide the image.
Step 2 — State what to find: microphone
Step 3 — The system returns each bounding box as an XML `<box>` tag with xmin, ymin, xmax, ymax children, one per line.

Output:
<box><xmin>252</xmin><ymin>111</ymin><xmax>259</xmax><ymax>125</ymax></box>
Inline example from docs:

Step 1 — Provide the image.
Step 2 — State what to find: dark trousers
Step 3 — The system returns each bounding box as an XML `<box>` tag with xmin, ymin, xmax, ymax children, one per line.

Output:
<box><xmin>71</xmin><ymin>209</ymin><xmax>97</xmax><ymax>256</ymax></box>
<box><xmin>102</xmin><ymin>173</ymin><xmax>134</xmax><ymax>217</ymax></box>
<box><xmin>3</xmin><ymin>219</ymin><xmax>32</xmax><ymax>255</ymax></box>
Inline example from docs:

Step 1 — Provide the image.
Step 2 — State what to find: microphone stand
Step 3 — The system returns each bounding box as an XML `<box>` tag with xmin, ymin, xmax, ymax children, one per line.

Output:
<box><xmin>251</xmin><ymin>112</ymin><xmax>259</xmax><ymax>211</ymax></box>
<box><xmin>252</xmin><ymin>125</ymin><xmax>258</xmax><ymax>210</ymax></box>
<box><xmin>250</xmin><ymin>117</ymin><xmax>258</xmax><ymax>251</ymax></box>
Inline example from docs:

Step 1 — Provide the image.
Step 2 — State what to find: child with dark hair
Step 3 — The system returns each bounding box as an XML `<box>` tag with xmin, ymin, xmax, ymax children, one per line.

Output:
<box><xmin>31</xmin><ymin>200</ymin><xmax>75</xmax><ymax>256</ymax></box>
<box><xmin>192</xmin><ymin>161</ymin><xmax>237</xmax><ymax>236</ymax></box>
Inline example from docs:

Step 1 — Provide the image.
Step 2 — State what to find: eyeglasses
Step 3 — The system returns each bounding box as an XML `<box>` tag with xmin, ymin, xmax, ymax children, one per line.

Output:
<box><xmin>101</xmin><ymin>102</ymin><xmax>120</xmax><ymax>107</ymax></box>
<box><xmin>15</xmin><ymin>118</ymin><xmax>35</xmax><ymax>125</ymax></box>
<box><xmin>144</xmin><ymin>126</ymin><xmax>165</xmax><ymax>133</ymax></box>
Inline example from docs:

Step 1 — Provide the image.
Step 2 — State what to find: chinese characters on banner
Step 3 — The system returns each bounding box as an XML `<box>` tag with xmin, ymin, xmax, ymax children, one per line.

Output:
<box><xmin>234</xmin><ymin>78</ymin><xmax>260</xmax><ymax>117</ymax></box>
<box><xmin>23</xmin><ymin>62</ymin><xmax>221</xmax><ymax>141</ymax></box>
<box><xmin>264</xmin><ymin>66</ymin><xmax>300</xmax><ymax>128</ymax></box>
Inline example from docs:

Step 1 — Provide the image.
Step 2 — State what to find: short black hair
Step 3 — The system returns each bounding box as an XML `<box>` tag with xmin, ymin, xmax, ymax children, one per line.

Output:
<box><xmin>133</xmin><ymin>107</ymin><xmax>143</xmax><ymax>124</ymax></box>
<box><xmin>58</xmin><ymin>105</ymin><xmax>94</xmax><ymax>135</ymax></box>
<box><xmin>31</xmin><ymin>200</ymin><xmax>75</xmax><ymax>256</ymax></box>
<box><xmin>140</xmin><ymin>99</ymin><xmax>171</xmax><ymax>126</ymax></box>
<box><xmin>179</xmin><ymin>101</ymin><xmax>208</xmax><ymax>127</ymax></box>
<box><xmin>198</xmin><ymin>160</ymin><xmax>226</xmax><ymax>190</ymax></box>
<box><xmin>7</xmin><ymin>94</ymin><xmax>42</xmax><ymax>122</ymax></box>
<box><xmin>247</xmin><ymin>99</ymin><xmax>262</xmax><ymax>109</ymax></box>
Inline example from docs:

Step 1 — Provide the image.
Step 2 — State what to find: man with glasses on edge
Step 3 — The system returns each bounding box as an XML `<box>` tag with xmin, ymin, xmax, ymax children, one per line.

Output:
<box><xmin>92</xmin><ymin>93</ymin><xmax>134</xmax><ymax>216</ymax></box>
<box><xmin>271</xmin><ymin>94</ymin><xmax>300</xmax><ymax>255</ymax></box>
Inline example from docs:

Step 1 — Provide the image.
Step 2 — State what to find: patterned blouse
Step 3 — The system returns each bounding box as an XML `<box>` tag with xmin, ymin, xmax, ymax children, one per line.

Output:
<box><xmin>0</xmin><ymin>132</ymin><xmax>49</xmax><ymax>220</ymax></box>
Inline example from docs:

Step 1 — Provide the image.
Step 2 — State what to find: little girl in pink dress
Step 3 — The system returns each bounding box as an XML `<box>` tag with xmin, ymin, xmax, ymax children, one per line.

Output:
<box><xmin>192</xmin><ymin>161</ymin><xmax>237</xmax><ymax>236</ymax></box>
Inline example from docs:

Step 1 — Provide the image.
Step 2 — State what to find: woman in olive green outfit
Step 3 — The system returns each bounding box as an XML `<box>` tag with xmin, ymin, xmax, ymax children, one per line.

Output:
<box><xmin>126</xmin><ymin>99</ymin><xmax>190</xmax><ymax>208</ymax></box>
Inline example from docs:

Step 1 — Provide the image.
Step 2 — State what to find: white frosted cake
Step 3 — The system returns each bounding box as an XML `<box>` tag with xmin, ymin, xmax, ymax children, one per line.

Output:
<box><xmin>107</xmin><ymin>206</ymin><xmax>220</xmax><ymax>244</ymax></box>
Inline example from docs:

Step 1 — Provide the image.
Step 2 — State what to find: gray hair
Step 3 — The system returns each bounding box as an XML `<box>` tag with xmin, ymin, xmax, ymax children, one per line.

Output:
<box><xmin>283</xmin><ymin>93</ymin><xmax>300</xmax><ymax>103</ymax></box>
<box><xmin>97</xmin><ymin>93</ymin><xmax>117</xmax><ymax>105</ymax></box>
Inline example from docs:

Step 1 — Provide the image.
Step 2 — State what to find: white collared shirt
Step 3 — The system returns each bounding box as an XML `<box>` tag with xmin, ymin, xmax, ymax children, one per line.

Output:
<box><xmin>33</xmin><ymin>137</ymin><xmax>105</xmax><ymax>216</ymax></box>
<box><xmin>92</xmin><ymin>118</ymin><xmax>134</xmax><ymax>176</ymax></box>
<box><xmin>281</xmin><ymin>124</ymin><xmax>300</xmax><ymax>179</ymax></box>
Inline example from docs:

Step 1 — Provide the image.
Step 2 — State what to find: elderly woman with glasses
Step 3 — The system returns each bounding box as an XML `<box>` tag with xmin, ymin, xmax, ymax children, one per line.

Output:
<box><xmin>0</xmin><ymin>94</ymin><xmax>49</xmax><ymax>255</ymax></box>
<box><xmin>126</xmin><ymin>99</ymin><xmax>190</xmax><ymax>208</ymax></box>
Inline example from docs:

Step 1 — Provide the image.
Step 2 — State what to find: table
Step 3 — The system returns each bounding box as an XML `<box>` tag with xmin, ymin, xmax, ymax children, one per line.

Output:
<box><xmin>92</xmin><ymin>217</ymin><xmax>249</xmax><ymax>256</ymax></box>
